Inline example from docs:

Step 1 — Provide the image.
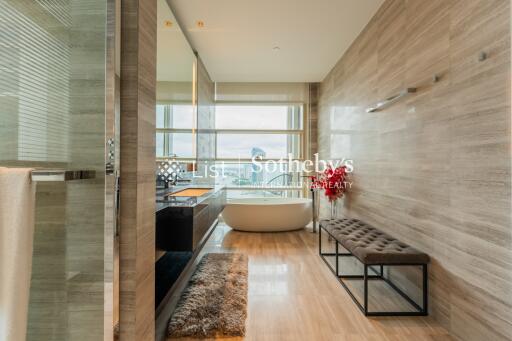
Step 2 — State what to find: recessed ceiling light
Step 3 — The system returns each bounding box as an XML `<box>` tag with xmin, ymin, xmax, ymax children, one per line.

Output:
<box><xmin>196</xmin><ymin>20</ymin><xmax>205</xmax><ymax>28</ymax></box>
<box><xmin>273</xmin><ymin>46</ymin><xmax>280</xmax><ymax>51</ymax></box>
<box><xmin>164</xmin><ymin>20</ymin><xmax>173</xmax><ymax>27</ymax></box>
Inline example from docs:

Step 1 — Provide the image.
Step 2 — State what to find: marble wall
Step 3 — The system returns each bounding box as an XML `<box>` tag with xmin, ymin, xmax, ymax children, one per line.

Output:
<box><xmin>196</xmin><ymin>58</ymin><xmax>216</xmax><ymax>184</ymax></box>
<box><xmin>66</xmin><ymin>1</ymin><xmax>108</xmax><ymax>339</ymax></box>
<box><xmin>317</xmin><ymin>0</ymin><xmax>511</xmax><ymax>340</ymax></box>
<box><xmin>119</xmin><ymin>0</ymin><xmax>157</xmax><ymax>340</ymax></box>
<box><xmin>308</xmin><ymin>83</ymin><xmax>320</xmax><ymax>159</ymax></box>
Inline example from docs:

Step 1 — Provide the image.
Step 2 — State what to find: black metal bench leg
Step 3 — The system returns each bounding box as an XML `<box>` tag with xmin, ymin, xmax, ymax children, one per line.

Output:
<box><xmin>364</xmin><ymin>265</ymin><xmax>368</xmax><ymax>315</ymax></box>
<box><xmin>423</xmin><ymin>264</ymin><xmax>428</xmax><ymax>314</ymax></box>
<box><xmin>318</xmin><ymin>225</ymin><xmax>322</xmax><ymax>255</ymax></box>
<box><xmin>318</xmin><ymin>224</ymin><xmax>429</xmax><ymax>317</ymax></box>
<box><xmin>335</xmin><ymin>242</ymin><xmax>339</xmax><ymax>276</ymax></box>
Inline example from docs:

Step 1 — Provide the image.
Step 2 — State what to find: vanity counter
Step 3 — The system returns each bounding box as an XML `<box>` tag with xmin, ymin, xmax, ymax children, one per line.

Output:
<box><xmin>155</xmin><ymin>184</ymin><xmax>226</xmax><ymax>211</ymax></box>
<box><xmin>155</xmin><ymin>185</ymin><xmax>226</xmax><ymax>252</ymax></box>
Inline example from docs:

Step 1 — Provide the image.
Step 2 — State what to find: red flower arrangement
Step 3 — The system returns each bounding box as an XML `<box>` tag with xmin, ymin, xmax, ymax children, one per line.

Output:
<box><xmin>311</xmin><ymin>165</ymin><xmax>348</xmax><ymax>202</ymax></box>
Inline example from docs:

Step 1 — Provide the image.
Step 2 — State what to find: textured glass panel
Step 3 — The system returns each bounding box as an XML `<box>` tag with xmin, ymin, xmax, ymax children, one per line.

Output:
<box><xmin>0</xmin><ymin>1</ymin><xmax>70</xmax><ymax>162</ymax></box>
<box><xmin>0</xmin><ymin>1</ymin><xmax>108</xmax><ymax>340</ymax></box>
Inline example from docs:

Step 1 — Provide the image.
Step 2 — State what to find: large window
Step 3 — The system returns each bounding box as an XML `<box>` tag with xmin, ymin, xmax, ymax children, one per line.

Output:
<box><xmin>215</xmin><ymin>104</ymin><xmax>304</xmax><ymax>160</ymax></box>
<box><xmin>157</xmin><ymin>103</ymin><xmax>305</xmax><ymax>161</ymax></box>
<box><xmin>156</xmin><ymin>103</ymin><xmax>195</xmax><ymax>159</ymax></box>
<box><xmin>214</xmin><ymin>104</ymin><xmax>306</xmax><ymax>197</ymax></box>
<box><xmin>156</xmin><ymin>102</ymin><xmax>308</xmax><ymax>197</ymax></box>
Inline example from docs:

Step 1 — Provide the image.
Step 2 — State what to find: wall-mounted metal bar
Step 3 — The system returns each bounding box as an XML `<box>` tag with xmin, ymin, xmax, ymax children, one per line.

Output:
<box><xmin>31</xmin><ymin>169</ymin><xmax>96</xmax><ymax>182</ymax></box>
<box><xmin>366</xmin><ymin>88</ymin><xmax>417</xmax><ymax>113</ymax></box>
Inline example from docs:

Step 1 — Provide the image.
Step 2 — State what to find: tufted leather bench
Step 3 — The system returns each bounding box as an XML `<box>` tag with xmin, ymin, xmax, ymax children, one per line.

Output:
<box><xmin>320</xmin><ymin>218</ymin><xmax>429</xmax><ymax>265</ymax></box>
<box><xmin>319</xmin><ymin>217</ymin><xmax>429</xmax><ymax>316</ymax></box>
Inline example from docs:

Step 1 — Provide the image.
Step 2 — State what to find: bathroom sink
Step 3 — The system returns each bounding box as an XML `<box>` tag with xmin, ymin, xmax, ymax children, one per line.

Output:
<box><xmin>168</xmin><ymin>188</ymin><xmax>212</xmax><ymax>197</ymax></box>
<box><xmin>156</xmin><ymin>187</ymin><xmax>227</xmax><ymax>252</ymax></box>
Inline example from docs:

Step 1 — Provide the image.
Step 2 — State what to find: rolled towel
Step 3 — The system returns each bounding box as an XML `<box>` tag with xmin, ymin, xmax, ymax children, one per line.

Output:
<box><xmin>0</xmin><ymin>168</ymin><xmax>35</xmax><ymax>341</ymax></box>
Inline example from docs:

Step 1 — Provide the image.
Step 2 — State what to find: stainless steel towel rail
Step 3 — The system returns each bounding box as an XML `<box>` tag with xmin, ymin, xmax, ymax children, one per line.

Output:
<box><xmin>366</xmin><ymin>88</ymin><xmax>417</xmax><ymax>113</ymax></box>
<box><xmin>31</xmin><ymin>169</ymin><xmax>96</xmax><ymax>182</ymax></box>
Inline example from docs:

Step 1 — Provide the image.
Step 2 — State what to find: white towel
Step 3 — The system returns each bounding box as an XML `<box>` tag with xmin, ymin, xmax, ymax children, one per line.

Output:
<box><xmin>0</xmin><ymin>168</ymin><xmax>35</xmax><ymax>341</ymax></box>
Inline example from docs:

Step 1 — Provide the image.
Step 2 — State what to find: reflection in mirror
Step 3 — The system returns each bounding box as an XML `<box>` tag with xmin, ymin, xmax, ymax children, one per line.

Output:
<box><xmin>157</xmin><ymin>0</ymin><xmax>196</xmax><ymax>162</ymax></box>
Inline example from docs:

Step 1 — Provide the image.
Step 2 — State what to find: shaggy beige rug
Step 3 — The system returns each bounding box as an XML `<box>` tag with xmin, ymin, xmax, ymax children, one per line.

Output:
<box><xmin>168</xmin><ymin>253</ymin><xmax>248</xmax><ymax>338</ymax></box>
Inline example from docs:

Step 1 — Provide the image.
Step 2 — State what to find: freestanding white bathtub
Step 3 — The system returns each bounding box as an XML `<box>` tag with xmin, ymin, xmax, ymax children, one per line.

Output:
<box><xmin>221</xmin><ymin>197</ymin><xmax>312</xmax><ymax>232</ymax></box>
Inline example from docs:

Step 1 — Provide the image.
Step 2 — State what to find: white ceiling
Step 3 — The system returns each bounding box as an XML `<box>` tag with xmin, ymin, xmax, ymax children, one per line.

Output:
<box><xmin>168</xmin><ymin>0</ymin><xmax>384</xmax><ymax>82</ymax></box>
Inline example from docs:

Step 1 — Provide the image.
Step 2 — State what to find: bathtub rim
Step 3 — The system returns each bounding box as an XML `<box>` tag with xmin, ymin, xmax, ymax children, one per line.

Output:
<box><xmin>226</xmin><ymin>197</ymin><xmax>311</xmax><ymax>206</ymax></box>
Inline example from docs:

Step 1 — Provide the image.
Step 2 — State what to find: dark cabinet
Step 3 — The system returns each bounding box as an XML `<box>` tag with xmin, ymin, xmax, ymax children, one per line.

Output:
<box><xmin>156</xmin><ymin>188</ymin><xmax>226</xmax><ymax>252</ymax></box>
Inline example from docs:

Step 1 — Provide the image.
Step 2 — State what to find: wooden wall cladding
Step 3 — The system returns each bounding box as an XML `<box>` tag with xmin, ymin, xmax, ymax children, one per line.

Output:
<box><xmin>120</xmin><ymin>0</ymin><xmax>157</xmax><ymax>340</ymax></box>
<box><xmin>317</xmin><ymin>1</ymin><xmax>511</xmax><ymax>340</ymax></box>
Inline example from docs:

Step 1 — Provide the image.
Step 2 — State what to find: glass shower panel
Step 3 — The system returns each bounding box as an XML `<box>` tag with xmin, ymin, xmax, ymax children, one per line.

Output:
<box><xmin>0</xmin><ymin>1</ymin><xmax>110</xmax><ymax>340</ymax></box>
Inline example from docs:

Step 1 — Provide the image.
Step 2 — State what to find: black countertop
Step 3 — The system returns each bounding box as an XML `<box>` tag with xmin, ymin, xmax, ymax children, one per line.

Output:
<box><xmin>155</xmin><ymin>184</ymin><xmax>225</xmax><ymax>212</ymax></box>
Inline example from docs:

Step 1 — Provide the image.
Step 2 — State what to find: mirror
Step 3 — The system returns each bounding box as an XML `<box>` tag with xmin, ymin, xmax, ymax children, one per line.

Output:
<box><xmin>156</xmin><ymin>0</ymin><xmax>197</xmax><ymax>164</ymax></box>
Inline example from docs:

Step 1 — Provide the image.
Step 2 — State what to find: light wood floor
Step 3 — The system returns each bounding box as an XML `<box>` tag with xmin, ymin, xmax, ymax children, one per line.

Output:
<box><xmin>170</xmin><ymin>224</ymin><xmax>453</xmax><ymax>341</ymax></box>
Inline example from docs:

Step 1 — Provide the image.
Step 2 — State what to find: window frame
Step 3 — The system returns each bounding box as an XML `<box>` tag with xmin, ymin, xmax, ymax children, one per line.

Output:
<box><xmin>156</xmin><ymin>101</ymin><xmax>310</xmax><ymax>195</ymax></box>
<box><xmin>213</xmin><ymin>102</ymin><xmax>308</xmax><ymax>194</ymax></box>
<box><xmin>214</xmin><ymin>102</ymin><xmax>306</xmax><ymax>162</ymax></box>
<box><xmin>156</xmin><ymin>101</ymin><xmax>197</xmax><ymax>160</ymax></box>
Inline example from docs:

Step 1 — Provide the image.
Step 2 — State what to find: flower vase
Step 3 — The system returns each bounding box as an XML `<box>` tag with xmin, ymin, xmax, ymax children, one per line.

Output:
<box><xmin>330</xmin><ymin>199</ymin><xmax>338</xmax><ymax>220</ymax></box>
